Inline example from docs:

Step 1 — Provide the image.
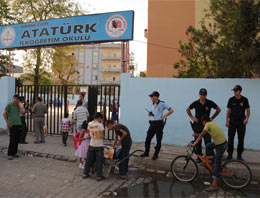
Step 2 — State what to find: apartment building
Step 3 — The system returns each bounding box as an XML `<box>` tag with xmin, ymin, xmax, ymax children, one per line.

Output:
<box><xmin>74</xmin><ymin>43</ymin><xmax>121</xmax><ymax>85</ymax></box>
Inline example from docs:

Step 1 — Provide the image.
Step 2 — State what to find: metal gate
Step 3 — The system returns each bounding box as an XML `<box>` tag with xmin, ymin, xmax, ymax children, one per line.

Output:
<box><xmin>15</xmin><ymin>83</ymin><xmax>120</xmax><ymax>140</ymax></box>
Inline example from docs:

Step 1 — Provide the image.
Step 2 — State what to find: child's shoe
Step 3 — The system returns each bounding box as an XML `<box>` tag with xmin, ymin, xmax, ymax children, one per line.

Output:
<box><xmin>79</xmin><ymin>163</ymin><xmax>84</xmax><ymax>169</ymax></box>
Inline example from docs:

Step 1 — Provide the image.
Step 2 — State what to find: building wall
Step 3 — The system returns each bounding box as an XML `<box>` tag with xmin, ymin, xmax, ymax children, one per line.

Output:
<box><xmin>102</xmin><ymin>72</ymin><xmax>120</xmax><ymax>84</ymax></box>
<box><xmin>195</xmin><ymin>0</ymin><xmax>210</xmax><ymax>28</ymax></box>
<box><xmin>0</xmin><ymin>77</ymin><xmax>15</xmax><ymax>129</ymax></box>
<box><xmin>120</xmin><ymin>74</ymin><xmax>260</xmax><ymax>150</ymax></box>
<box><xmin>147</xmin><ymin>0</ymin><xmax>195</xmax><ymax>78</ymax></box>
<box><xmin>103</xmin><ymin>48</ymin><xmax>121</xmax><ymax>56</ymax></box>
<box><xmin>103</xmin><ymin>60</ymin><xmax>121</xmax><ymax>69</ymax></box>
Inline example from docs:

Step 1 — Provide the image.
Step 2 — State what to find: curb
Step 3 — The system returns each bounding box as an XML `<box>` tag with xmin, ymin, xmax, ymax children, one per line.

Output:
<box><xmin>0</xmin><ymin>147</ymin><xmax>77</xmax><ymax>163</ymax></box>
<box><xmin>130</xmin><ymin>156</ymin><xmax>260</xmax><ymax>182</ymax></box>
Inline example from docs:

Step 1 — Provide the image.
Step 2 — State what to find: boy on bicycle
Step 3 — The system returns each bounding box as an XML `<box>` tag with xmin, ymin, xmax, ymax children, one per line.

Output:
<box><xmin>190</xmin><ymin>114</ymin><xmax>227</xmax><ymax>192</ymax></box>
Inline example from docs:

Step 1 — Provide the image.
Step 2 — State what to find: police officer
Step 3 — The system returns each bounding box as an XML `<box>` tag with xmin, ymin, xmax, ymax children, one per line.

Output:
<box><xmin>186</xmin><ymin>88</ymin><xmax>221</xmax><ymax>161</ymax></box>
<box><xmin>141</xmin><ymin>91</ymin><xmax>174</xmax><ymax>160</ymax></box>
<box><xmin>226</xmin><ymin>85</ymin><xmax>250</xmax><ymax>161</ymax></box>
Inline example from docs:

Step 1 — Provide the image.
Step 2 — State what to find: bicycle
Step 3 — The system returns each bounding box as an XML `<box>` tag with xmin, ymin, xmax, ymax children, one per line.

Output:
<box><xmin>170</xmin><ymin>143</ymin><xmax>252</xmax><ymax>189</ymax></box>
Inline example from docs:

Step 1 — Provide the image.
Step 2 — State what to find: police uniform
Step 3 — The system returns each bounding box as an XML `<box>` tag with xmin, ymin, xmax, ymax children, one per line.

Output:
<box><xmin>189</xmin><ymin>98</ymin><xmax>218</xmax><ymax>155</ymax></box>
<box><xmin>227</xmin><ymin>93</ymin><xmax>250</xmax><ymax>158</ymax></box>
<box><xmin>144</xmin><ymin>99</ymin><xmax>172</xmax><ymax>157</ymax></box>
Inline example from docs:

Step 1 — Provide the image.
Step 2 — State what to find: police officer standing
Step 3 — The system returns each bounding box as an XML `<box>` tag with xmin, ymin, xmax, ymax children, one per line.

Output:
<box><xmin>141</xmin><ymin>91</ymin><xmax>174</xmax><ymax>160</ymax></box>
<box><xmin>186</xmin><ymin>88</ymin><xmax>221</xmax><ymax>161</ymax></box>
<box><xmin>226</xmin><ymin>85</ymin><xmax>250</xmax><ymax>161</ymax></box>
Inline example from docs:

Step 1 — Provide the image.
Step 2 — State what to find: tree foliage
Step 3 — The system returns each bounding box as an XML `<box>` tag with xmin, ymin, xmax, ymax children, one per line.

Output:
<box><xmin>10</xmin><ymin>0</ymin><xmax>85</xmax><ymax>85</ymax></box>
<box><xmin>20</xmin><ymin>48</ymin><xmax>52</xmax><ymax>84</ymax></box>
<box><xmin>51</xmin><ymin>46</ymin><xmax>79</xmax><ymax>85</ymax></box>
<box><xmin>0</xmin><ymin>0</ymin><xmax>15</xmax><ymax>76</ymax></box>
<box><xmin>174</xmin><ymin>0</ymin><xmax>260</xmax><ymax>78</ymax></box>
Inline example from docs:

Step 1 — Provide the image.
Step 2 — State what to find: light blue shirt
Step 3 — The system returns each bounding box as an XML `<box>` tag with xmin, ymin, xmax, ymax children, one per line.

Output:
<box><xmin>151</xmin><ymin>100</ymin><xmax>171</xmax><ymax>121</ymax></box>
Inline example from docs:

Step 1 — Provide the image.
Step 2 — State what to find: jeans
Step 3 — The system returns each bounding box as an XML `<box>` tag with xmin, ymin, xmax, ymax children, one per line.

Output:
<box><xmin>62</xmin><ymin>132</ymin><xmax>68</xmax><ymax>145</ymax></box>
<box><xmin>145</xmin><ymin>122</ymin><xmax>164</xmax><ymax>155</ymax></box>
<box><xmin>119</xmin><ymin>140</ymin><xmax>132</xmax><ymax>176</ymax></box>
<box><xmin>206</xmin><ymin>142</ymin><xmax>227</xmax><ymax>179</ymax></box>
<box><xmin>193</xmin><ymin>122</ymin><xmax>212</xmax><ymax>156</ymax></box>
<box><xmin>84</xmin><ymin>146</ymin><xmax>104</xmax><ymax>177</ymax></box>
<box><xmin>8</xmin><ymin>125</ymin><xmax>22</xmax><ymax>156</ymax></box>
<box><xmin>76</xmin><ymin>124</ymin><xmax>83</xmax><ymax>132</ymax></box>
<box><xmin>227</xmin><ymin>122</ymin><xmax>246</xmax><ymax>157</ymax></box>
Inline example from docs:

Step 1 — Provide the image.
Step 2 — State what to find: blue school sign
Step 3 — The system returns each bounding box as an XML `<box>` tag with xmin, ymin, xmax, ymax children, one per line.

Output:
<box><xmin>0</xmin><ymin>10</ymin><xmax>134</xmax><ymax>49</ymax></box>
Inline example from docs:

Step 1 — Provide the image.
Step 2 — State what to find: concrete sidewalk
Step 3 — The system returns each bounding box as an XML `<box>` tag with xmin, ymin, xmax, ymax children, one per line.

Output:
<box><xmin>1</xmin><ymin>129</ymin><xmax>260</xmax><ymax>181</ymax></box>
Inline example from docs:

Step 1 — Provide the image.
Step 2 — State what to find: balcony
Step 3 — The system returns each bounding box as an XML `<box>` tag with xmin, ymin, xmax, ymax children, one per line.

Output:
<box><xmin>102</xmin><ymin>68</ymin><xmax>121</xmax><ymax>73</ymax></box>
<box><xmin>102</xmin><ymin>55</ymin><xmax>121</xmax><ymax>60</ymax></box>
<box><xmin>101</xmin><ymin>80</ymin><xmax>120</xmax><ymax>85</ymax></box>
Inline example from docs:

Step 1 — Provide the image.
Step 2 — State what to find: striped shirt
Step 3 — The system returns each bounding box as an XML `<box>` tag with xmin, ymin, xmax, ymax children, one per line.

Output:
<box><xmin>74</xmin><ymin>106</ymin><xmax>89</xmax><ymax>126</ymax></box>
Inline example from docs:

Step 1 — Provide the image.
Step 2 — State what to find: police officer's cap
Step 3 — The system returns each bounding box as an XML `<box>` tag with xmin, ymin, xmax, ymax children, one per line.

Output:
<box><xmin>232</xmin><ymin>85</ymin><xmax>242</xmax><ymax>91</ymax></box>
<box><xmin>149</xmin><ymin>91</ymin><xmax>160</xmax><ymax>97</ymax></box>
<box><xmin>199</xmin><ymin>88</ymin><xmax>207</xmax><ymax>95</ymax></box>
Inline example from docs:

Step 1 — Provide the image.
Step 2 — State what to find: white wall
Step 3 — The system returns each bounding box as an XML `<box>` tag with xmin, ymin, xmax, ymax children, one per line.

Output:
<box><xmin>120</xmin><ymin>74</ymin><xmax>260</xmax><ymax>150</ymax></box>
<box><xmin>0</xmin><ymin>77</ymin><xmax>15</xmax><ymax>129</ymax></box>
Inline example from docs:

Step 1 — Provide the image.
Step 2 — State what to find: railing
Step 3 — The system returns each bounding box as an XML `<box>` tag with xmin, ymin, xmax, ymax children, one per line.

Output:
<box><xmin>102</xmin><ymin>68</ymin><xmax>121</xmax><ymax>73</ymax></box>
<box><xmin>15</xmin><ymin>84</ymin><xmax>120</xmax><ymax>140</ymax></box>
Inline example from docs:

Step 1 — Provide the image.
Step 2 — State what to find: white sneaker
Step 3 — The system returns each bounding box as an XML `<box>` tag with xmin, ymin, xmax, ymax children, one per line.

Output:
<box><xmin>79</xmin><ymin>163</ymin><xmax>84</xmax><ymax>169</ymax></box>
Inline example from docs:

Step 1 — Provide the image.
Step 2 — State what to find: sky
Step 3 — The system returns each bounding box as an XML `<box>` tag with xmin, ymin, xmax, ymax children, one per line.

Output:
<box><xmin>13</xmin><ymin>0</ymin><xmax>148</xmax><ymax>73</ymax></box>
<box><xmin>76</xmin><ymin>0</ymin><xmax>148</xmax><ymax>73</ymax></box>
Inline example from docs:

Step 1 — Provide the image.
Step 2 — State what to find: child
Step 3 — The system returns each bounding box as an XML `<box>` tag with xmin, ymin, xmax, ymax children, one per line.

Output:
<box><xmin>82</xmin><ymin>113</ymin><xmax>105</xmax><ymax>181</ymax></box>
<box><xmin>60</xmin><ymin>113</ymin><xmax>72</xmax><ymax>146</ymax></box>
<box><xmin>190</xmin><ymin>114</ymin><xmax>227</xmax><ymax>192</ymax></box>
<box><xmin>106</xmin><ymin>120</ymin><xmax>132</xmax><ymax>179</ymax></box>
<box><xmin>75</xmin><ymin>121</ymin><xmax>90</xmax><ymax>169</ymax></box>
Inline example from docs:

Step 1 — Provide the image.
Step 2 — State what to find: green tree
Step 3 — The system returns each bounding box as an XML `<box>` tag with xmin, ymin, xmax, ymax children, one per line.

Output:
<box><xmin>0</xmin><ymin>0</ymin><xmax>15</xmax><ymax>76</ymax></box>
<box><xmin>51</xmin><ymin>46</ymin><xmax>79</xmax><ymax>85</ymax></box>
<box><xmin>20</xmin><ymin>48</ymin><xmax>52</xmax><ymax>84</ymax></box>
<box><xmin>11</xmin><ymin>0</ymin><xmax>85</xmax><ymax>85</ymax></box>
<box><xmin>174</xmin><ymin>0</ymin><xmax>260</xmax><ymax>78</ymax></box>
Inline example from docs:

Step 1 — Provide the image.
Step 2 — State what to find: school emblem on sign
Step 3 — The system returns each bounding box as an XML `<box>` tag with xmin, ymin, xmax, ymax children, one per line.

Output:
<box><xmin>105</xmin><ymin>15</ymin><xmax>127</xmax><ymax>38</ymax></box>
<box><xmin>240</xmin><ymin>102</ymin><xmax>243</xmax><ymax>106</ymax></box>
<box><xmin>1</xmin><ymin>27</ymin><xmax>15</xmax><ymax>46</ymax></box>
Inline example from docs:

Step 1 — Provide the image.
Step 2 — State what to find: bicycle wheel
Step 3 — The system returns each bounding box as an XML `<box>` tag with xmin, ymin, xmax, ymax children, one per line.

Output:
<box><xmin>171</xmin><ymin>155</ymin><xmax>198</xmax><ymax>182</ymax></box>
<box><xmin>221</xmin><ymin>159</ymin><xmax>252</xmax><ymax>189</ymax></box>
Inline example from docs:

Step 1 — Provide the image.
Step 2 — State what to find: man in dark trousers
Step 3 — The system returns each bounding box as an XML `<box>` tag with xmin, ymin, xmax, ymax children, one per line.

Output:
<box><xmin>186</xmin><ymin>88</ymin><xmax>221</xmax><ymax>162</ymax></box>
<box><xmin>19</xmin><ymin>96</ymin><xmax>28</xmax><ymax>144</ymax></box>
<box><xmin>106</xmin><ymin>120</ymin><xmax>132</xmax><ymax>179</ymax></box>
<box><xmin>226</xmin><ymin>85</ymin><xmax>250</xmax><ymax>161</ymax></box>
<box><xmin>3</xmin><ymin>95</ymin><xmax>23</xmax><ymax>160</ymax></box>
<box><xmin>141</xmin><ymin>91</ymin><xmax>174</xmax><ymax>160</ymax></box>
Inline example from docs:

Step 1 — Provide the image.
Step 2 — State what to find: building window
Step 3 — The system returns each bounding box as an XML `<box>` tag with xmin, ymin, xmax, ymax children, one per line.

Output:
<box><xmin>113</xmin><ymin>64</ymin><xmax>117</xmax><ymax>68</ymax></box>
<box><xmin>113</xmin><ymin>77</ymin><xmax>116</xmax><ymax>81</ymax></box>
<box><xmin>113</xmin><ymin>53</ymin><xmax>117</xmax><ymax>57</ymax></box>
<box><xmin>86</xmin><ymin>65</ymin><xmax>90</xmax><ymax>69</ymax></box>
<box><xmin>93</xmin><ymin>51</ymin><xmax>99</xmax><ymax>56</ymax></box>
<box><xmin>93</xmin><ymin>76</ymin><xmax>98</xmax><ymax>81</ymax></box>
<box><xmin>93</xmin><ymin>64</ymin><xmax>97</xmax><ymax>69</ymax></box>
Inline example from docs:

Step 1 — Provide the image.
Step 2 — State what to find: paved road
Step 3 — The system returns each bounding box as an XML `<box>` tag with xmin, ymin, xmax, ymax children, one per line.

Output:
<box><xmin>0</xmin><ymin>152</ymin><xmax>147</xmax><ymax>198</ymax></box>
<box><xmin>1</xmin><ymin>151</ymin><xmax>260</xmax><ymax>198</ymax></box>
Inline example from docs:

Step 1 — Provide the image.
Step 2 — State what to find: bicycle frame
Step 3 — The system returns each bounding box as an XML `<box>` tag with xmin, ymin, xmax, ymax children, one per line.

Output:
<box><xmin>187</xmin><ymin>145</ymin><xmax>235</xmax><ymax>177</ymax></box>
<box><xmin>186</xmin><ymin>145</ymin><xmax>213</xmax><ymax>173</ymax></box>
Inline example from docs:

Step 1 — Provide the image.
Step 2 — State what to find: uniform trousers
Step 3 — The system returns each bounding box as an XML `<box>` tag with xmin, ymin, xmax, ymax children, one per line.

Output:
<box><xmin>144</xmin><ymin>121</ymin><xmax>164</xmax><ymax>155</ymax></box>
